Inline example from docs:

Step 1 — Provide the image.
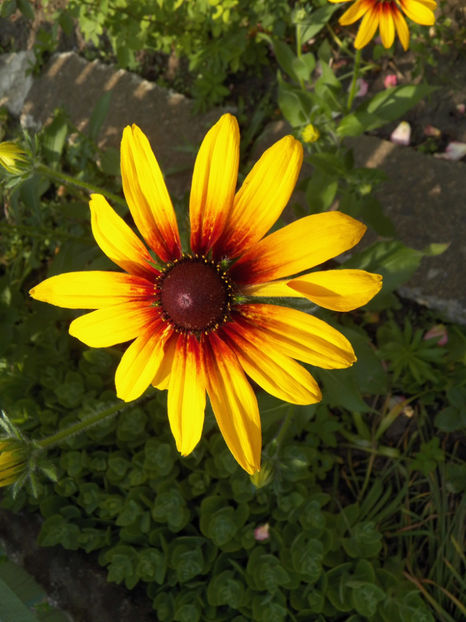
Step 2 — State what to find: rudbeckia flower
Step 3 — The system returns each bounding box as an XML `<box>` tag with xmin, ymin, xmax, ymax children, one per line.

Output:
<box><xmin>0</xmin><ymin>439</ymin><xmax>27</xmax><ymax>487</ymax></box>
<box><xmin>30</xmin><ymin>115</ymin><xmax>382</xmax><ymax>474</ymax></box>
<box><xmin>328</xmin><ymin>0</ymin><xmax>437</xmax><ymax>50</ymax></box>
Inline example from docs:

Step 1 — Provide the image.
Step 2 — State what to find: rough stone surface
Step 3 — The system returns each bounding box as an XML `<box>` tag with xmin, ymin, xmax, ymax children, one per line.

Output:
<box><xmin>0</xmin><ymin>51</ymin><xmax>35</xmax><ymax>115</ymax></box>
<box><xmin>348</xmin><ymin>135</ymin><xmax>466</xmax><ymax>324</ymax></box>
<box><xmin>20</xmin><ymin>51</ymin><xmax>229</xmax><ymax>198</ymax></box>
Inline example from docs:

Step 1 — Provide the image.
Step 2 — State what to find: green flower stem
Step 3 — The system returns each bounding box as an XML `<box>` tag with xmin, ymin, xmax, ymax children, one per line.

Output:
<box><xmin>268</xmin><ymin>406</ymin><xmax>295</xmax><ymax>457</ymax></box>
<box><xmin>35</xmin><ymin>162</ymin><xmax>127</xmax><ymax>208</ymax></box>
<box><xmin>346</xmin><ymin>49</ymin><xmax>362</xmax><ymax>112</ymax></box>
<box><xmin>37</xmin><ymin>401</ymin><xmax>128</xmax><ymax>450</ymax></box>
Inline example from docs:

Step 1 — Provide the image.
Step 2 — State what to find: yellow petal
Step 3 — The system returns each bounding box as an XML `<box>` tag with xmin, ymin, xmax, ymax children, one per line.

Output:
<box><xmin>121</xmin><ymin>125</ymin><xmax>181</xmax><ymax>262</ymax></box>
<box><xmin>223</xmin><ymin>323</ymin><xmax>322</xmax><ymax>405</ymax></box>
<box><xmin>339</xmin><ymin>0</ymin><xmax>371</xmax><ymax>25</ymax></box>
<box><xmin>287</xmin><ymin>269</ymin><xmax>383</xmax><ymax>311</ymax></box>
<box><xmin>231</xmin><ymin>211</ymin><xmax>366</xmax><ymax>285</ymax></box>
<box><xmin>392</xmin><ymin>6</ymin><xmax>410</xmax><ymax>50</ymax></box>
<box><xmin>213</xmin><ymin>135</ymin><xmax>303</xmax><ymax>259</ymax></box>
<box><xmin>69</xmin><ymin>301</ymin><xmax>159</xmax><ymax>347</ymax></box>
<box><xmin>328</xmin><ymin>0</ymin><xmax>351</xmax><ymax>3</ymax></box>
<box><xmin>89</xmin><ymin>194</ymin><xmax>157</xmax><ymax>279</ymax></box>
<box><xmin>417</xmin><ymin>0</ymin><xmax>437</xmax><ymax>9</ymax></box>
<box><xmin>238</xmin><ymin>304</ymin><xmax>356</xmax><ymax>369</ymax></box>
<box><xmin>152</xmin><ymin>332</ymin><xmax>178</xmax><ymax>390</ymax></box>
<box><xmin>400</xmin><ymin>0</ymin><xmax>435</xmax><ymax>25</ymax></box>
<box><xmin>354</xmin><ymin>5</ymin><xmax>380</xmax><ymax>49</ymax></box>
<box><xmin>204</xmin><ymin>333</ymin><xmax>261</xmax><ymax>474</ymax></box>
<box><xmin>379</xmin><ymin>4</ymin><xmax>395</xmax><ymax>48</ymax></box>
<box><xmin>29</xmin><ymin>271</ymin><xmax>153</xmax><ymax>309</ymax></box>
<box><xmin>115</xmin><ymin>320</ymin><xmax>173</xmax><ymax>402</ymax></box>
<box><xmin>167</xmin><ymin>334</ymin><xmax>206</xmax><ymax>456</ymax></box>
<box><xmin>242</xmin><ymin>280</ymin><xmax>306</xmax><ymax>298</ymax></box>
<box><xmin>190</xmin><ymin>114</ymin><xmax>240</xmax><ymax>255</ymax></box>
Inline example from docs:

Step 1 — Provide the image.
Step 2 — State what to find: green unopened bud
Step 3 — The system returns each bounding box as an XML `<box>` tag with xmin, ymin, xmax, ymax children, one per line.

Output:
<box><xmin>0</xmin><ymin>141</ymin><xmax>29</xmax><ymax>174</ymax></box>
<box><xmin>0</xmin><ymin>438</ymin><xmax>28</xmax><ymax>487</ymax></box>
<box><xmin>250</xmin><ymin>461</ymin><xmax>273</xmax><ymax>489</ymax></box>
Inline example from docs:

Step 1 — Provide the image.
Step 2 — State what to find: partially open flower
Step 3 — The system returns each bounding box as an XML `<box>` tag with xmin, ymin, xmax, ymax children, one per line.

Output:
<box><xmin>301</xmin><ymin>124</ymin><xmax>320</xmax><ymax>143</ymax></box>
<box><xmin>0</xmin><ymin>141</ymin><xmax>28</xmax><ymax>174</ymax></box>
<box><xmin>0</xmin><ymin>439</ymin><xmax>28</xmax><ymax>487</ymax></box>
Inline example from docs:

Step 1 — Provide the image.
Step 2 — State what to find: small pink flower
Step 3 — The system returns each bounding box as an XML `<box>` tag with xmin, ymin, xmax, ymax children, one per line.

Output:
<box><xmin>436</xmin><ymin>141</ymin><xmax>466</xmax><ymax>161</ymax></box>
<box><xmin>350</xmin><ymin>78</ymin><xmax>368</xmax><ymax>97</ymax></box>
<box><xmin>390</xmin><ymin>121</ymin><xmax>411</xmax><ymax>146</ymax></box>
<box><xmin>254</xmin><ymin>523</ymin><xmax>270</xmax><ymax>541</ymax></box>
<box><xmin>384</xmin><ymin>74</ymin><xmax>397</xmax><ymax>88</ymax></box>
<box><xmin>424</xmin><ymin>124</ymin><xmax>441</xmax><ymax>138</ymax></box>
<box><xmin>424</xmin><ymin>324</ymin><xmax>448</xmax><ymax>346</ymax></box>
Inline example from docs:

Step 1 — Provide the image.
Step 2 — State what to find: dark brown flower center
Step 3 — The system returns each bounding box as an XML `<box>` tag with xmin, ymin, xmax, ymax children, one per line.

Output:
<box><xmin>156</xmin><ymin>256</ymin><xmax>232</xmax><ymax>333</ymax></box>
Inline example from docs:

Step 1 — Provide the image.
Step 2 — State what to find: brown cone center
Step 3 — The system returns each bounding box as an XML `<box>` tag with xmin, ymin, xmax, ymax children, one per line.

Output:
<box><xmin>159</xmin><ymin>259</ymin><xmax>229</xmax><ymax>332</ymax></box>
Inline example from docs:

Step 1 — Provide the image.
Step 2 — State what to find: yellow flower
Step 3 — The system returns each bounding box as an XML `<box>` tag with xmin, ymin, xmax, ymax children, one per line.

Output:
<box><xmin>0</xmin><ymin>439</ymin><xmax>27</xmax><ymax>487</ymax></box>
<box><xmin>30</xmin><ymin>114</ymin><xmax>382</xmax><ymax>474</ymax></box>
<box><xmin>328</xmin><ymin>0</ymin><xmax>437</xmax><ymax>50</ymax></box>
<box><xmin>0</xmin><ymin>141</ymin><xmax>28</xmax><ymax>174</ymax></box>
<box><xmin>301</xmin><ymin>124</ymin><xmax>320</xmax><ymax>143</ymax></box>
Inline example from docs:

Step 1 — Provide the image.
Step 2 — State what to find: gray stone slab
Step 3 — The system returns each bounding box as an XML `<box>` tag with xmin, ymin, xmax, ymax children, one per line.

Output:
<box><xmin>0</xmin><ymin>51</ymin><xmax>34</xmax><ymax>115</ymax></box>
<box><xmin>348</xmin><ymin>135</ymin><xmax>465</xmax><ymax>324</ymax></box>
<box><xmin>20</xmin><ymin>52</ymin><xmax>228</xmax><ymax>198</ymax></box>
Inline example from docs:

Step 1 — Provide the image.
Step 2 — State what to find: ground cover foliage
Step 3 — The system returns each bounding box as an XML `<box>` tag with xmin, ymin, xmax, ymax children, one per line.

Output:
<box><xmin>0</xmin><ymin>1</ymin><xmax>465</xmax><ymax>621</ymax></box>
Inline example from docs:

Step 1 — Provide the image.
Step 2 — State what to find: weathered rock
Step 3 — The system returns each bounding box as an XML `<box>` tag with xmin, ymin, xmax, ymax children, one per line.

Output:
<box><xmin>0</xmin><ymin>51</ymin><xmax>35</xmax><ymax>115</ymax></box>
<box><xmin>20</xmin><ymin>51</ymin><xmax>229</xmax><ymax>199</ymax></box>
<box><xmin>348</xmin><ymin>134</ymin><xmax>466</xmax><ymax>324</ymax></box>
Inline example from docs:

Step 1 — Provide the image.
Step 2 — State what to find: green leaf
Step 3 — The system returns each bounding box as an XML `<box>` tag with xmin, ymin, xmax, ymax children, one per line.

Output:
<box><xmin>290</xmin><ymin>534</ymin><xmax>323</xmax><ymax>582</ymax></box>
<box><xmin>348</xmin><ymin>582</ymin><xmax>385</xmax><ymax>617</ymax></box>
<box><xmin>247</xmin><ymin>549</ymin><xmax>290</xmax><ymax>591</ymax></box>
<box><xmin>297</xmin><ymin>5</ymin><xmax>340</xmax><ymax>41</ymax></box>
<box><xmin>344</xmin><ymin>240</ymin><xmax>425</xmax><ymax>296</ymax></box>
<box><xmin>435</xmin><ymin>405</ymin><xmax>466</xmax><ymax>432</ymax></box>
<box><xmin>271</xmin><ymin>40</ymin><xmax>300</xmax><ymax>82</ymax></box>
<box><xmin>41</xmin><ymin>111</ymin><xmax>69</xmax><ymax>167</ymax></box>
<box><xmin>171</xmin><ymin>544</ymin><xmax>203</xmax><ymax>583</ymax></box>
<box><xmin>337</xmin><ymin>85</ymin><xmax>437</xmax><ymax>137</ymax></box>
<box><xmin>205</xmin><ymin>507</ymin><xmax>237</xmax><ymax>546</ymax></box>
<box><xmin>277</xmin><ymin>79</ymin><xmax>310</xmax><ymax>127</ymax></box>
<box><xmin>136</xmin><ymin>548</ymin><xmax>166</xmax><ymax>584</ymax></box>
<box><xmin>88</xmin><ymin>92</ymin><xmax>112</xmax><ymax>143</ymax></box>
<box><xmin>291</xmin><ymin>52</ymin><xmax>315</xmax><ymax>83</ymax></box>
<box><xmin>0</xmin><ymin>576</ymin><xmax>38</xmax><ymax>622</ymax></box>
<box><xmin>207</xmin><ymin>570</ymin><xmax>245</xmax><ymax>608</ymax></box>
<box><xmin>342</xmin><ymin>522</ymin><xmax>382</xmax><ymax>558</ymax></box>
<box><xmin>317</xmin><ymin>368</ymin><xmax>372</xmax><ymax>413</ymax></box>
<box><xmin>1</xmin><ymin>1</ymin><xmax>18</xmax><ymax>18</ymax></box>
<box><xmin>305</xmin><ymin>172</ymin><xmax>338</xmax><ymax>213</ymax></box>
<box><xmin>16</xmin><ymin>0</ymin><xmax>34</xmax><ymax>20</ymax></box>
